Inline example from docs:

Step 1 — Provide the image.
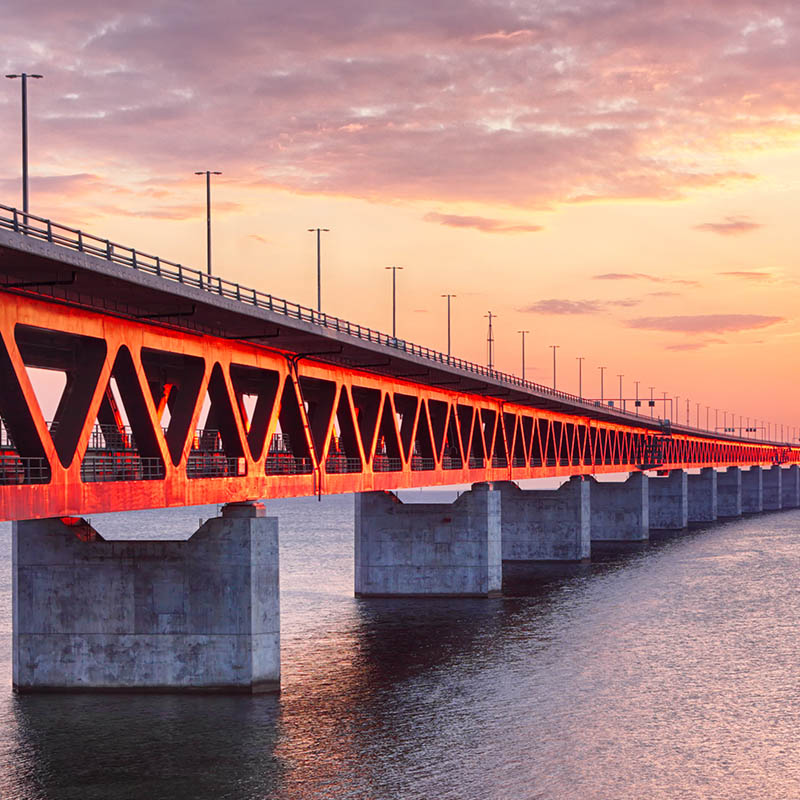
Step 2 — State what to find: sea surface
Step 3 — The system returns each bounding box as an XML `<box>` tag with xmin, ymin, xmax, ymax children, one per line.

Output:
<box><xmin>0</xmin><ymin>493</ymin><xmax>798</xmax><ymax>800</ymax></box>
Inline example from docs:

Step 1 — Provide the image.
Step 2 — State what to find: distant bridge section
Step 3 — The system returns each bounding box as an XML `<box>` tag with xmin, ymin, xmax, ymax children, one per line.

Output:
<box><xmin>1</xmin><ymin>204</ymin><xmax>797</xmax><ymax>522</ymax></box>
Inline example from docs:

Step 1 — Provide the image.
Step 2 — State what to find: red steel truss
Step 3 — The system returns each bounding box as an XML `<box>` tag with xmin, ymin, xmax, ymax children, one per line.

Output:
<box><xmin>1</xmin><ymin>292</ymin><xmax>798</xmax><ymax>522</ymax></box>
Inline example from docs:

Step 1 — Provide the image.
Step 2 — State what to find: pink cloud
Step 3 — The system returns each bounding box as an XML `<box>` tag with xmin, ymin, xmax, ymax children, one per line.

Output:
<box><xmin>522</xmin><ymin>297</ymin><xmax>640</xmax><ymax>314</ymax></box>
<box><xmin>424</xmin><ymin>212</ymin><xmax>542</xmax><ymax>233</ymax></box>
<box><xmin>694</xmin><ymin>216</ymin><xmax>762</xmax><ymax>235</ymax></box>
<box><xmin>628</xmin><ymin>314</ymin><xmax>784</xmax><ymax>333</ymax></box>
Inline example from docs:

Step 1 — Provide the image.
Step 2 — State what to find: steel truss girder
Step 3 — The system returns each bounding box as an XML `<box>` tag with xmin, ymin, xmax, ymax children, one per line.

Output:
<box><xmin>0</xmin><ymin>292</ymin><xmax>797</xmax><ymax>521</ymax></box>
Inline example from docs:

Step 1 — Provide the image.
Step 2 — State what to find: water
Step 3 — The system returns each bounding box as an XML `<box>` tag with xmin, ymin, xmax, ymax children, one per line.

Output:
<box><xmin>0</xmin><ymin>496</ymin><xmax>798</xmax><ymax>799</ymax></box>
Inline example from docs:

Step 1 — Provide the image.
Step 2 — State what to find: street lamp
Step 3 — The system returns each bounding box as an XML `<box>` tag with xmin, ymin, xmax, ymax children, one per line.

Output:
<box><xmin>385</xmin><ymin>266</ymin><xmax>404</xmax><ymax>339</ymax></box>
<box><xmin>485</xmin><ymin>311</ymin><xmax>496</xmax><ymax>370</ymax></box>
<box><xmin>550</xmin><ymin>345</ymin><xmax>560</xmax><ymax>390</ymax></box>
<box><xmin>308</xmin><ymin>227</ymin><xmax>330</xmax><ymax>313</ymax></box>
<box><xmin>576</xmin><ymin>357</ymin><xmax>585</xmax><ymax>399</ymax></box>
<box><xmin>598</xmin><ymin>366</ymin><xmax>606</xmax><ymax>403</ymax></box>
<box><xmin>617</xmin><ymin>374</ymin><xmax>624</xmax><ymax>410</ymax></box>
<box><xmin>194</xmin><ymin>170</ymin><xmax>221</xmax><ymax>276</ymax></box>
<box><xmin>649</xmin><ymin>386</ymin><xmax>655</xmax><ymax>418</ymax></box>
<box><xmin>6</xmin><ymin>72</ymin><xmax>43</xmax><ymax>215</ymax></box>
<box><xmin>442</xmin><ymin>294</ymin><xmax>456</xmax><ymax>357</ymax></box>
<box><xmin>518</xmin><ymin>330</ymin><xmax>530</xmax><ymax>381</ymax></box>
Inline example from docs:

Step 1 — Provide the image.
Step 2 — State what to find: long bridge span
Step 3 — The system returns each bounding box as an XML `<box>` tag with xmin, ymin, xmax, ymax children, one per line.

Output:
<box><xmin>1</xmin><ymin>204</ymin><xmax>797</xmax><ymax>522</ymax></box>
<box><xmin>2</xmin><ymin>203</ymin><xmax>799</xmax><ymax>694</ymax></box>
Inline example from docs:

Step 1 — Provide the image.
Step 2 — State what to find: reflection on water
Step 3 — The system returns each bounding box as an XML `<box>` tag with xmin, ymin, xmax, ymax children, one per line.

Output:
<box><xmin>1</xmin><ymin>498</ymin><xmax>799</xmax><ymax>799</ymax></box>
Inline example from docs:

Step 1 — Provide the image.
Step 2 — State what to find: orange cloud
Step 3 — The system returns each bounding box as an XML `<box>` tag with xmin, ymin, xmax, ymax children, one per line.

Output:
<box><xmin>424</xmin><ymin>212</ymin><xmax>542</xmax><ymax>233</ymax></box>
<box><xmin>628</xmin><ymin>314</ymin><xmax>784</xmax><ymax>333</ymax></box>
<box><xmin>693</xmin><ymin>217</ymin><xmax>762</xmax><ymax>235</ymax></box>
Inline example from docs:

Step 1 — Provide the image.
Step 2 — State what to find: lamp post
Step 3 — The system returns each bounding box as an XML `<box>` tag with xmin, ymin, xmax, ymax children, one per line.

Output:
<box><xmin>518</xmin><ymin>330</ymin><xmax>529</xmax><ymax>381</ymax></box>
<box><xmin>6</xmin><ymin>72</ymin><xmax>43</xmax><ymax>215</ymax></box>
<box><xmin>194</xmin><ymin>170</ymin><xmax>221</xmax><ymax>276</ymax></box>
<box><xmin>598</xmin><ymin>366</ymin><xmax>606</xmax><ymax>404</ymax></box>
<box><xmin>550</xmin><ymin>345</ymin><xmax>560</xmax><ymax>390</ymax></box>
<box><xmin>576</xmin><ymin>356</ymin><xmax>585</xmax><ymax>399</ymax></box>
<box><xmin>634</xmin><ymin>380</ymin><xmax>640</xmax><ymax>415</ymax></box>
<box><xmin>385</xmin><ymin>266</ymin><xmax>404</xmax><ymax>339</ymax></box>
<box><xmin>617</xmin><ymin>374</ymin><xmax>624</xmax><ymax>411</ymax></box>
<box><xmin>442</xmin><ymin>294</ymin><xmax>456</xmax><ymax>358</ymax></box>
<box><xmin>649</xmin><ymin>386</ymin><xmax>655</xmax><ymax>418</ymax></box>
<box><xmin>485</xmin><ymin>312</ymin><xmax>496</xmax><ymax>370</ymax></box>
<box><xmin>308</xmin><ymin>227</ymin><xmax>330</xmax><ymax>313</ymax></box>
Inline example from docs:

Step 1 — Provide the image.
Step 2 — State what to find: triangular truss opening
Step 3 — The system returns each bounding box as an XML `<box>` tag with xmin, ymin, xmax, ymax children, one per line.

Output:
<box><xmin>442</xmin><ymin>405</ymin><xmax>462</xmax><ymax>469</ymax></box>
<box><xmin>481</xmin><ymin>409</ymin><xmax>498</xmax><ymax>465</ymax></box>
<box><xmin>267</xmin><ymin>376</ymin><xmax>313</xmax><ymax>474</ymax></box>
<box><xmin>457</xmin><ymin>405</ymin><xmax>474</xmax><ymax>464</ymax></box>
<box><xmin>298</xmin><ymin>376</ymin><xmax>337</xmax><ymax>462</ymax></box>
<box><xmin>510</xmin><ymin>414</ymin><xmax>526</xmax><ymax>466</ymax></box>
<box><xmin>520</xmin><ymin>416</ymin><xmax>534</xmax><ymax>465</ymax></box>
<box><xmin>351</xmin><ymin>386</ymin><xmax>381</xmax><ymax>465</ymax></box>
<box><xmin>393</xmin><ymin>393</ymin><xmax>418</xmax><ymax>460</ymax></box>
<box><xmin>503</xmin><ymin>412</ymin><xmax>519</xmax><ymax>466</ymax></box>
<box><xmin>374</xmin><ymin>394</ymin><xmax>402</xmax><ymax>472</ymax></box>
<box><xmin>189</xmin><ymin>363</ymin><xmax>245</xmax><ymax>479</ymax></box>
<box><xmin>230</xmin><ymin>363</ymin><xmax>280</xmax><ymax>462</ymax></box>
<box><xmin>326</xmin><ymin>387</ymin><xmax>362</xmax><ymax>473</ymax></box>
<box><xmin>81</xmin><ymin>346</ymin><xmax>164</xmax><ymax>483</ymax></box>
<box><xmin>15</xmin><ymin>324</ymin><xmax>106</xmax><ymax>468</ymax></box>
<box><xmin>532</xmin><ymin>419</ymin><xmax>547</xmax><ymax>466</ymax></box>
<box><xmin>428</xmin><ymin>399</ymin><xmax>448</xmax><ymax>460</ymax></box>
<box><xmin>411</xmin><ymin>402</ymin><xmax>435</xmax><ymax>470</ymax></box>
<box><xmin>141</xmin><ymin>348</ymin><xmax>205</xmax><ymax>466</ymax></box>
<box><xmin>469</xmin><ymin>408</ymin><xmax>487</xmax><ymax>467</ymax></box>
<box><xmin>0</xmin><ymin>330</ymin><xmax>50</xmax><ymax>484</ymax></box>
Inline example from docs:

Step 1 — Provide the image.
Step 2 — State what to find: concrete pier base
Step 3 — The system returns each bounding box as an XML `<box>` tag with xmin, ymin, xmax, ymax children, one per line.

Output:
<box><xmin>717</xmin><ymin>467</ymin><xmax>742</xmax><ymax>518</ymax></box>
<box><xmin>742</xmin><ymin>466</ymin><xmax>763</xmax><ymax>514</ymax></box>
<box><xmin>495</xmin><ymin>477</ymin><xmax>590</xmax><ymax>562</ymax></box>
<box><xmin>354</xmin><ymin>483</ymin><xmax>501</xmax><ymax>597</ymax></box>
<box><xmin>588</xmin><ymin>472</ymin><xmax>649</xmax><ymax>541</ymax></box>
<box><xmin>688</xmin><ymin>468</ymin><xmax>717</xmax><ymax>524</ymax></box>
<box><xmin>762</xmin><ymin>465</ymin><xmax>783</xmax><ymax>511</ymax></box>
<box><xmin>781</xmin><ymin>465</ymin><xmax>800</xmax><ymax>509</ymax></box>
<box><xmin>13</xmin><ymin>502</ymin><xmax>280</xmax><ymax>693</ymax></box>
<box><xmin>648</xmin><ymin>469</ymin><xmax>688</xmax><ymax>530</ymax></box>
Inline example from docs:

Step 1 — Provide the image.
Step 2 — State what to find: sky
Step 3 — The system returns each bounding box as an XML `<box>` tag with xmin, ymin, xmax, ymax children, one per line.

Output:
<box><xmin>1</xmin><ymin>0</ymin><xmax>798</xmax><ymax>437</ymax></box>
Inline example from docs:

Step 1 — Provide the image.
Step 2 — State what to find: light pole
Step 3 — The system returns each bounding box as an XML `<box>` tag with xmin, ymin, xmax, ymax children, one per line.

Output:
<box><xmin>308</xmin><ymin>227</ymin><xmax>330</xmax><ymax>313</ymax></box>
<box><xmin>598</xmin><ymin>366</ymin><xmax>606</xmax><ymax>404</ymax></box>
<box><xmin>518</xmin><ymin>330</ymin><xmax>529</xmax><ymax>381</ymax></box>
<box><xmin>485</xmin><ymin>312</ymin><xmax>496</xmax><ymax>370</ymax></box>
<box><xmin>576</xmin><ymin>356</ymin><xmax>585</xmax><ymax>399</ymax></box>
<box><xmin>442</xmin><ymin>294</ymin><xmax>456</xmax><ymax>357</ymax></box>
<box><xmin>550</xmin><ymin>345</ymin><xmax>560</xmax><ymax>390</ymax></box>
<box><xmin>194</xmin><ymin>170</ymin><xmax>221</xmax><ymax>276</ymax></box>
<box><xmin>634</xmin><ymin>380</ymin><xmax>640</xmax><ymax>415</ymax></box>
<box><xmin>649</xmin><ymin>386</ymin><xmax>655</xmax><ymax>418</ymax></box>
<box><xmin>385</xmin><ymin>266</ymin><xmax>404</xmax><ymax>339</ymax></box>
<box><xmin>617</xmin><ymin>374</ymin><xmax>624</xmax><ymax>410</ymax></box>
<box><xmin>6</xmin><ymin>72</ymin><xmax>43</xmax><ymax>215</ymax></box>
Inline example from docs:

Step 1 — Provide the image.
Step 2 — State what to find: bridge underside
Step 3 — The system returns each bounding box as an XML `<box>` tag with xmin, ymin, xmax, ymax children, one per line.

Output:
<box><xmin>2</xmin><ymin>292</ymin><xmax>797</xmax><ymax>522</ymax></box>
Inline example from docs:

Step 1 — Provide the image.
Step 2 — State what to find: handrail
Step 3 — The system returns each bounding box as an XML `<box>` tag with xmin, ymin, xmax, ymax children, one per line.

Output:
<box><xmin>0</xmin><ymin>203</ymin><xmax>795</xmax><ymax>447</ymax></box>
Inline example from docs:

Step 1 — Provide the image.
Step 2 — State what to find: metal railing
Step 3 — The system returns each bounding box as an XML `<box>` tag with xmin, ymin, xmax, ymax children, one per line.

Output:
<box><xmin>81</xmin><ymin>455</ymin><xmax>164</xmax><ymax>482</ymax></box>
<box><xmin>187</xmin><ymin>454</ymin><xmax>246</xmax><ymax>478</ymax></box>
<box><xmin>265</xmin><ymin>454</ymin><xmax>313</xmax><ymax>475</ymax></box>
<box><xmin>411</xmin><ymin>456</ymin><xmax>435</xmax><ymax>471</ymax></box>
<box><xmin>373</xmin><ymin>455</ymin><xmax>402</xmax><ymax>472</ymax></box>
<box><xmin>324</xmin><ymin>455</ymin><xmax>362</xmax><ymax>474</ymax></box>
<box><xmin>0</xmin><ymin>455</ymin><xmax>50</xmax><ymax>484</ymax></box>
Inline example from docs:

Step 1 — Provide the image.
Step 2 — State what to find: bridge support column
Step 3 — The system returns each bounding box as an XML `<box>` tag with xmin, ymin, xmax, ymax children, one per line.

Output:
<box><xmin>648</xmin><ymin>469</ymin><xmax>688</xmax><ymax>530</ymax></box>
<box><xmin>588</xmin><ymin>472</ymin><xmax>649</xmax><ymax>542</ymax></box>
<box><xmin>687</xmin><ymin>468</ymin><xmax>717</xmax><ymax>524</ymax></box>
<box><xmin>354</xmin><ymin>483</ymin><xmax>501</xmax><ymax>597</ymax></box>
<box><xmin>781</xmin><ymin>465</ymin><xmax>800</xmax><ymax>509</ymax></box>
<box><xmin>761</xmin><ymin>465</ymin><xmax>782</xmax><ymax>511</ymax></box>
<box><xmin>742</xmin><ymin>466</ymin><xmax>763</xmax><ymax>514</ymax></box>
<box><xmin>13</xmin><ymin>502</ymin><xmax>280</xmax><ymax>693</ymax></box>
<box><xmin>495</xmin><ymin>477</ymin><xmax>590</xmax><ymax>562</ymax></box>
<box><xmin>717</xmin><ymin>467</ymin><xmax>742</xmax><ymax>518</ymax></box>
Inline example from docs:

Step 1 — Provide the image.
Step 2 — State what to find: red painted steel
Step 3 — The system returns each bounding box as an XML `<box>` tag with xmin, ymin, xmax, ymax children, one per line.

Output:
<box><xmin>1</xmin><ymin>292</ymin><xmax>798</xmax><ymax>522</ymax></box>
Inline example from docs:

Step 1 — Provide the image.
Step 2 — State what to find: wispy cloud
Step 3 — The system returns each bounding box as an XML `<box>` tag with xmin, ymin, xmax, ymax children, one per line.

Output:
<box><xmin>693</xmin><ymin>217</ymin><xmax>762</xmax><ymax>236</ymax></box>
<box><xmin>627</xmin><ymin>314</ymin><xmax>784</xmax><ymax>334</ymax></box>
<box><xmin>424</xmin><ymin>212</ymin><xmax>542</xmax><ymax>233</ymax></box>
<box><xmin>593</xmin><ymin>272</ymin><xmax>700</xmax><ymax>287</ymax></box>
<box><xmin>718</xmin><ymin>270</ymin><xmax>774</xmax><ymax>281</ymax></box>
<box><xmin>522</xmin><ymin>297</ymin><xmax>639</xmax><ymax>314</ymax></box>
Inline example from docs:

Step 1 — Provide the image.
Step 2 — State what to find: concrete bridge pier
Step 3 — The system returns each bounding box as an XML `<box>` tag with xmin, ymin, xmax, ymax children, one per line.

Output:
<box><xmin>742</xmin><ymin>466</ymin><xmax>764</xmax><ymax>514</ymax></box>
<box><xmin>688</xmin><ymin>468</ymin><xmax>717</xmax><ymax>524</ymax></box>
<box><xmin>588</xmin><ymin>472</ymin><xmax>649</xmax><ymax>542</ymax></box>
<box><xmin>781</xmin><ymin>464</ymin><xmax>800</xmax><ymax>509</ymax></box>
<box><xmin>355</xmin><ymin>483</ymin><xmax>501</xmax><ymax>597</ymax></box>
<box><xmin>761</xmin><ymin>465</ymin><xmax>783</xmax><ymax>511</ymax></box>
<box><xmin>494</xmin><ymin>478</ymin><xmax>590</xmax><ymax>562</ymax></box>
<box><xmin>13</xmin><ymin>501</ymin><xmax>280</xmax><ymax>694</ymax></box>
<box><xmin>648</xmin><ymin>469</ymin><xmax>688</xmax><ymax>531</ymax></box>
<box><xmin>717</xmin><ymin>467</ymin><xmax>743</xmax><ymax>518</ymax></box>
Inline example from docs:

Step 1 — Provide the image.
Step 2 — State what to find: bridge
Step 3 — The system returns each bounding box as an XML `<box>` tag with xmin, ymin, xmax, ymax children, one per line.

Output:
<box><xmin>2</xmin><ymin>203</ymin><xmax>799</xmax><ymax>694</ymax></box>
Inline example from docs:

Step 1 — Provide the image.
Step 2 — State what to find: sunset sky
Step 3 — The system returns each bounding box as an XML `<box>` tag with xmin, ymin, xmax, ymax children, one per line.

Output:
<box><xmin>2</xmin><ymin>1</ymin><xmax>799</xmax><ymax>436</ymax></box>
